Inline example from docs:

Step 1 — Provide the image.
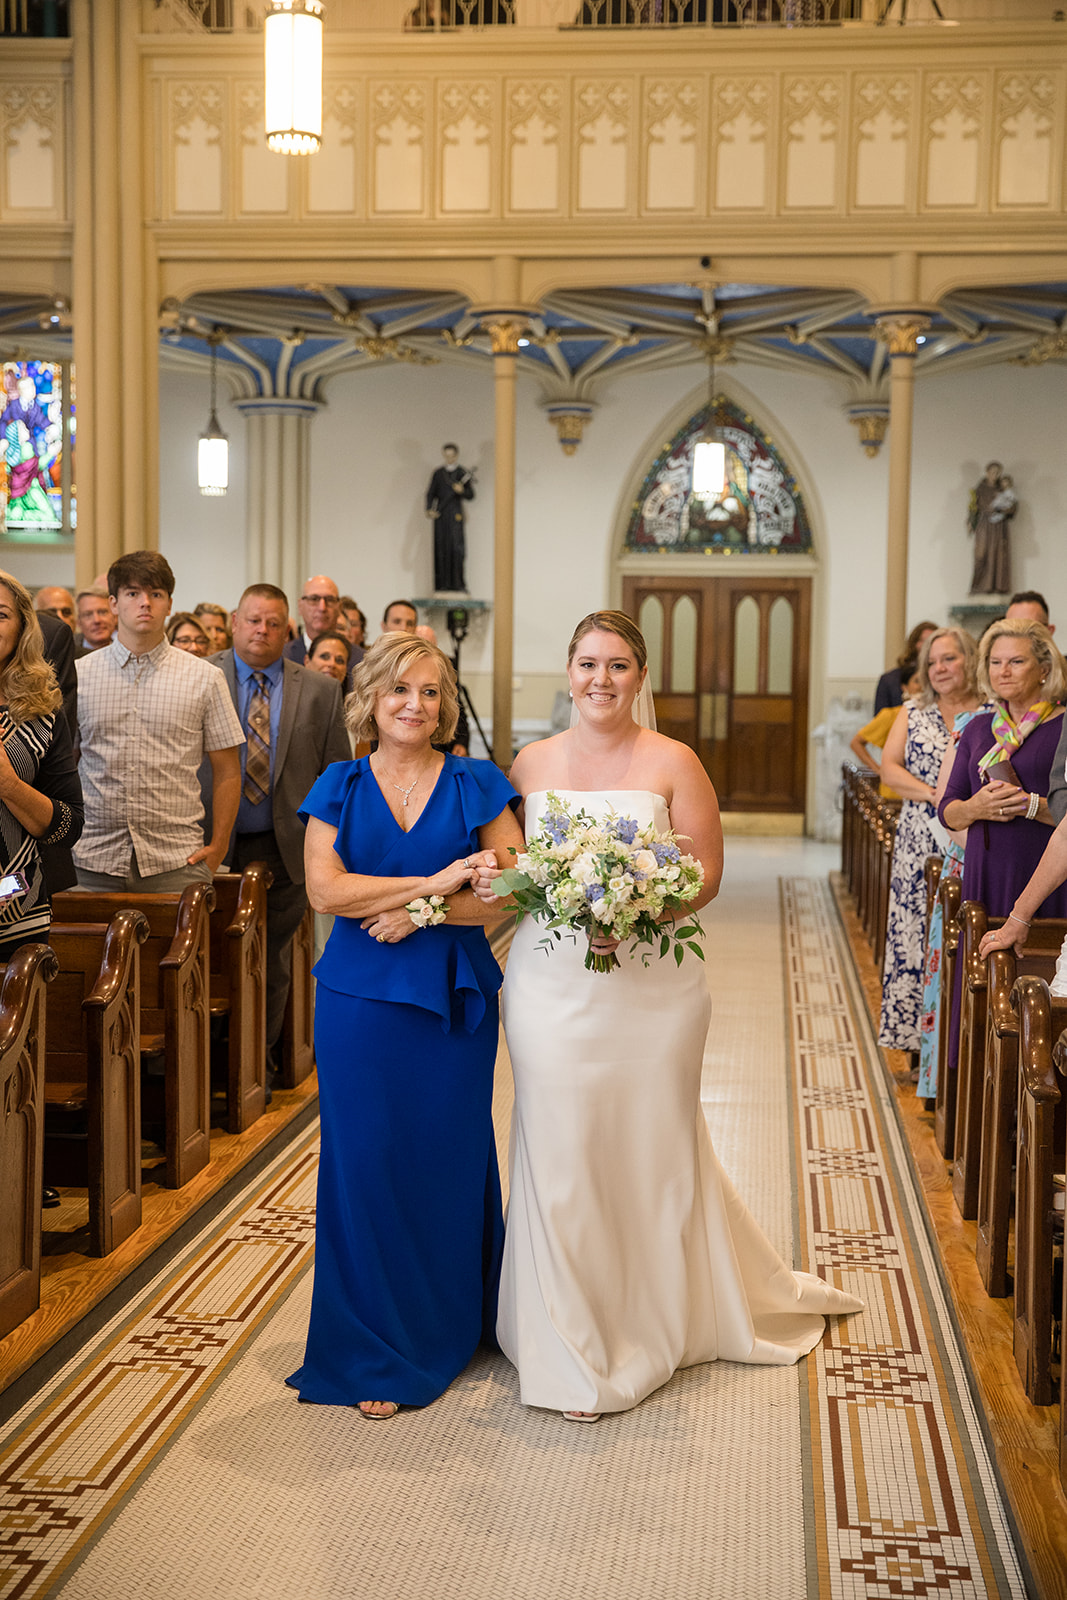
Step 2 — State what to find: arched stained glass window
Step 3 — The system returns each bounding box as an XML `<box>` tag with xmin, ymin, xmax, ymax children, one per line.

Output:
<box><xmin>624</xmin><ymin>397</ymin><xmax>812</xmax><ymax>556</ymax></box>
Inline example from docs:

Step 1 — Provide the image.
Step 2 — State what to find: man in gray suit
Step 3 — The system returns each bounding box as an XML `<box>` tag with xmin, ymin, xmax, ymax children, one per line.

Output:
<box><xmin>210</xmin><ymin>583</ymin><xmax>350</xmax><ymax>1076</ymax></box>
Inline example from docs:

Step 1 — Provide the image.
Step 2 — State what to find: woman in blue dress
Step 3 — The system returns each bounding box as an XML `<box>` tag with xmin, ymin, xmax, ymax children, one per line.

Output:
<box><xmin>287</xmin><ymin>632</ymin><xmax>524</xmax><ymax>1419</ymax></box>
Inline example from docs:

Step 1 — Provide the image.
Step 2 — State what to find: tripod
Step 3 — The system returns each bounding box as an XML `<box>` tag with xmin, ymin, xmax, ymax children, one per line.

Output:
<box><xmin>877</xmin><ymin>0</ymin><xmax>944</xmax><ymax>20</ymax></box>
<box><xmin>446</xmin><ymin>608</ymin><xmax>492</xmax><ymax>761</ymax></box>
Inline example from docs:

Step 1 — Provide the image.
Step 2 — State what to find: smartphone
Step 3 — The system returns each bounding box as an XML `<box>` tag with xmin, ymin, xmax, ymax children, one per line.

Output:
<box><xmin>0</xmin><ymin>870</ymin><xmax>28</xmax><ymax>901</ymax></box>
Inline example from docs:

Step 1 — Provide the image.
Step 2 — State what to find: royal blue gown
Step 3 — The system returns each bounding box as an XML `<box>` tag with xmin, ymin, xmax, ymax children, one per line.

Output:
<box><xmin>286</xmin><ymin>755</ymin><xmax>518</xmax><ymax>1408</ymax></box>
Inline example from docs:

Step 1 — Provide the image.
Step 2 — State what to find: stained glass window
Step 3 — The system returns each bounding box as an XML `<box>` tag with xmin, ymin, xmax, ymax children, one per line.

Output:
<box><xmin>1</xmin><ymin>359</ymin><xmax>75</xmax><ymax>542</ymax></box>
<box><xmin>624</xmin><ymin>397</ymin><xmax>812</xmax><ymax>555</ymax></box>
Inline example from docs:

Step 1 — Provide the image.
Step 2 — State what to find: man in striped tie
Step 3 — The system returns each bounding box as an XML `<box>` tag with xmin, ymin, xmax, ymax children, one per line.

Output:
<box><xmin>208</xmin><ymin>584</ymin><xmax>350</xmax><ymax>1081</ymax></box>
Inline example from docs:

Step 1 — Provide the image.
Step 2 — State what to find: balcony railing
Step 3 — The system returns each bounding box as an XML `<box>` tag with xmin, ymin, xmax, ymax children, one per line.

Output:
<box><xmin>144</xmin><ymin>0</ymin><xmax>1058</xmax><ymax>33</ymax></box>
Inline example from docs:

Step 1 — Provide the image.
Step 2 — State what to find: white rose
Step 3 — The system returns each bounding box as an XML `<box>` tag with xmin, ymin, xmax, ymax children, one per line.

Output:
<box><xmin>570</xmin><ymin>851</ymin><xmax>601</xmax><ymax>886</ymax></box>
<box><xmin>632</xmin><ymin>849</ymin><xmax>658</xmax><ymax>874</ymax></box>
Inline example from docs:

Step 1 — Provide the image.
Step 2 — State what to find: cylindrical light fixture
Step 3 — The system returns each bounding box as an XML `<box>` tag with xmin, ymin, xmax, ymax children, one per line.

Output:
<box><xmin>198</xmin><ymin>335</ymin><xmax>229</xmax><ymax>497</ymax></box>
<box><xmin>692</xmin><ymin>349</ymin><xmax>726</xmax><ymax>498</ymax></box>
<box><xmin>265</xmin><ymin>0</ymin><xmax>325</xmax><ymax>156</ymax></box>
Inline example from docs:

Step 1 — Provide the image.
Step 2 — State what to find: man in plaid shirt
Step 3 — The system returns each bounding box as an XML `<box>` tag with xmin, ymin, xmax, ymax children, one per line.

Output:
<box><xmin>74</xmin><ymin>551</ymin><xmax>244</xmax><ymax>892</ymax></box>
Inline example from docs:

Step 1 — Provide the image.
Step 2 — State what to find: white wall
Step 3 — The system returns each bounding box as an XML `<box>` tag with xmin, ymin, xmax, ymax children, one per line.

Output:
<box><xmin>150</xmin><ymin>352</ymin><xmax>1067</xmax><ymax>715</ymax></box>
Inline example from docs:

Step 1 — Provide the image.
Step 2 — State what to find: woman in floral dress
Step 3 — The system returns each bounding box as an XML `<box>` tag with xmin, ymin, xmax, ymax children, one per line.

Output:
<box><xmin>877</xmin><ymin>628</ymin><xmax>980</xmax><ymax>1055</ymax></box>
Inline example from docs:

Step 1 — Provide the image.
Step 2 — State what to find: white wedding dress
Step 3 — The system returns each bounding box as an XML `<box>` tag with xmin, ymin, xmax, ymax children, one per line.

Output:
<box><xmin>497</xmin><ymin>789</ymin><xmax>863</xmax><ymax>1415</ymax></box>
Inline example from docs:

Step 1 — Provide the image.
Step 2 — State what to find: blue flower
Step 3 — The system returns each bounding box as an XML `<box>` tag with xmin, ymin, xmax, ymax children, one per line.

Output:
<box><xmin>542</xmin><ymin>812</ymin><xmax>570</xmax><ymax>845</ymax></box>
<box><xmin>612</xmin><ymin>817</ymin><xmax>639</xmax><ymax>844</ymax></box>
<box><xmin>584</xmin><ymin>883</ymin><xmax>606</xmax><ymax>902</ymax></box>
<box><xmin>653</xmin><ymin>841</ymin><xmax>680</xmax><ymax>865</ymax></box>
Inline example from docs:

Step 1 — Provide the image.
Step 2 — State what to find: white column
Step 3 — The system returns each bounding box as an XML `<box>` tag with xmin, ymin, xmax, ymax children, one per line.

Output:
<box><xmin>875</xmin><ymin>315</ymin><xmax>930</xmax><ymax>669</ymax></box>
<box><xmin>484</xmin><ymin>319</ymin><xmax>525</xmax><ymax>768</ymax></box>
<box><xmin>234</xmin><ymin>398</ymin><xmax>320</xmax><ymax>611</ymax></box>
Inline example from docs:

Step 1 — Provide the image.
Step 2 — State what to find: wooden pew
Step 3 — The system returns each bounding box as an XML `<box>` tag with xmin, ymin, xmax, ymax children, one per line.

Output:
<box><xmin>43</xmin><ymin>913</ymin><xmax>149</xmax><ymax>1257</ymax></box>
<box><xmin>52</xmin><ymin>885</ymin><xmax>215</xmax><ymax>1190</ymax></box>
<box><xmin>976</xmin><ymin>921</ymin><xmax>1067</xmax><ymax>1296</ymax></box>
<box><xmin>923</xmin><ymin>855</ymin><xmax>942</xmax><ymax>931</ymax></box>
<box><xmin>0</xmin><ymin>945</ymin><xmax>59</xmax><ymax>1340</ymax></box>
<box><xmin>281</xmin><ymin>903</ymin><xmax>315</xmax><ymax>1089</ymax></box>
<box><xmin>954</xmin><ymin>906</ymin><xmax>1067</xmax><ymax>1221</ymax></box>
<box><xmin>1011</xmin><ymin>975</ymin><xmax>1067</xmax><ymax>1407</ymax></box>
<box><xmin>873</xmin><ymin>797</ymin><xmax>901</xmax><ymax>976</ymax></box>
<box><xmin>934</xmin><ymin>874</ymin><xmax>962</xmax><ymax>1158</ymax></box>
<box><xmin>209</xmin><ymin>866</ymin><xmax>271</xmax><ymax>1134</ymax></box>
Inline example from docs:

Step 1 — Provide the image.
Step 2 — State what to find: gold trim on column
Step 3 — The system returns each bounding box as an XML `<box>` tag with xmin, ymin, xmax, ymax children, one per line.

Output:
<box><xmin>874</xmin><ymin>315</ymin><xmax>931</xmax><ymax>358</ymax></box>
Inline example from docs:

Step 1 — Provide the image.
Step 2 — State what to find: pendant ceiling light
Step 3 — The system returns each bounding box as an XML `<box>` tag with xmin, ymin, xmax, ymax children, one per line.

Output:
<box><xmin>265</xmin><ymin>0</ymin><xmax>325</xmax><ymax>156</ymax></box>
<box><xmin>691</xmin><ymin>347</ymin><xmax>726</xmax><ymax>499</ymax></box>
<box><xmin>198</xmin><ymin>334</ymin><xmax>228</xmax><ymax>497</ymax></box>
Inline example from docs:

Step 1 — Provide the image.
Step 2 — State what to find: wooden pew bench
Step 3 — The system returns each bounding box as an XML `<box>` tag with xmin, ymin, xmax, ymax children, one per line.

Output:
<box><xmin>281</xmin><ymin>903</ymin><xmax>315</xmax><ymax>1089</ymax></box>
<box><xmin>954</xmin><ymin>905</ymin><xmax>1067</xmax><ymax>1221</ymax></box>
<box><xmin>52</xmin><ymin>884</ymin><xmax>215</xmax><ymax>1191</ymax></box>
<box><xmin>42</xmin><ymin>913</ymin><xmax>148</xmax><ymax>1257</ymax></box>
<box><xmin>0</xmin><ymin>945</ymin><xmax>59</xmax><ymax>1339</ymax></box>
<box><xmin>1011</xmin><ymin>975</ymin><xmax>1067</xmax><ymax>1407</ymax></box>
<box><xmin>209</xmin><ymin>865</ymin><xmax>270</xmax><ymax>1133</ymax></box>
<box><xmin>976</xmin><ymin>921</ymin><xmax>1067</xmax><ymax>1296</ymax></box>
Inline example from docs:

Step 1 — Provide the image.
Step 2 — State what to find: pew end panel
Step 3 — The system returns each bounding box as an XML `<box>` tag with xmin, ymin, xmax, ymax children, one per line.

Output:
<box><xmin>211</xmin><ymin>866</ymin><xmax>271</xmax><ymax>1135</ymax></box>
<box><xmin>977</xmin><ymin>922</ymin><xmax>1067</xmax><ymax>1297</ymax></box>
<box><xmin>935</xmin><ymin>876</ymin><xmax>963</xmax><ymax>1158</ymax></box>
<box><xmin>0</xmin><ymin>944</ymin><xmax>58</xmax><ymax>1341</ymax></box>
<box><xmin>281</xmin><ymin>905</ymin><xmax>314</xmax><ymax>1089</ymax></box>
<box><xmin>1012</xmin><ymin>976</ymin><xmax>1067</xmax><ymax>1407</ymax></box>
<box><xmin>45</xmin><ymin>913</ymin><xmax>149</xmax><ymax>1257</ymax></box>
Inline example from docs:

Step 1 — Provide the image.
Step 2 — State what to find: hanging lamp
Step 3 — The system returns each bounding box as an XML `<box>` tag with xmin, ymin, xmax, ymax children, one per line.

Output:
<box><xmin>265</xmin><ymin>0</ymin><xmax>325</xmax><ymax>156</ymax></box>
<box><xmin>691</xmin><ymin>347</ymin><xmax>726</xmax><ymax>498</ymax></box>
<box><xmin>198</xmin><ymin>334</ymin><xmax>229</xmax><ymax>497</ymax></box>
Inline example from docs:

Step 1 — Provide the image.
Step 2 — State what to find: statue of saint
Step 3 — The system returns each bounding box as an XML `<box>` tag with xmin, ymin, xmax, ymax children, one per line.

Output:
<box><xmin>968</xmin><ymin>460</ymin><xmax>1017</xmax><ymax>595</ymax></box>
<box><xmin>425</xmin><ymin>443</ymin><xmax>475</xmax><ymax>593</ymax></box>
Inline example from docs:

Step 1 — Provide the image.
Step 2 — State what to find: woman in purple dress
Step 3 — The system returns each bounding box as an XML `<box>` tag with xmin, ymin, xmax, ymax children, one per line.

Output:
<box><xmin>938</xmin><ymin>618</ymin><xmax>1067</xmax><ymax>1073</ymax></box>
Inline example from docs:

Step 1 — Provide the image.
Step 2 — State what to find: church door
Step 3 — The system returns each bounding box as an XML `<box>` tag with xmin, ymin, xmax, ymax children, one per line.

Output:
<box><xmin>621</xmin><ymin>574</ymin><xmax>811</xmax><ymax>817</ymax></box>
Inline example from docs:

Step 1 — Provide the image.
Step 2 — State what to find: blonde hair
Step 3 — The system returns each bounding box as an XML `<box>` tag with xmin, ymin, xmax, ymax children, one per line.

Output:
<box><xmin>567</xmin><ymin>610</ymin><xmax>648</xmax><ymax>671</ymax></box>
<box><xmin>977</xmin><ymin>617</ymin><xmax>1067</xmax><ymax>704</ymax></box>
<box><xmin>914</xmin><ymin>626</ymin><xmax>978</xmax><ymax>709</ymax></box>
<box><xmin>0</xmin><ymin>571</ymin><xmax>62</xmax><ymax>724</ymax></box>
<box><xmin>345</xmin><ymin>632</ymin><xmax>459</xmax><ymax>746</ymax></box>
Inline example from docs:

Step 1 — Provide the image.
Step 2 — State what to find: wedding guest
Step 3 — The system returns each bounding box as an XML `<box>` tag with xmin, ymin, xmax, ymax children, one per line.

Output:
<box><xmin>306</xmin><ymin>629</ymin><xmax>352</xmax><ymax>685</ymax></box>
<box><xmin>1006</xmin><ymin>590</ymin><xmax>1054</xmax><ymax>635</ymax></box>
<box><xmin>285</xmin><ymin>576</ymin><xmax>358</xmax><ymax>687</ymax></box>
<box><xmin>849</xmin><ymin>658</ymin><xmax>920</xmax><ymax>798</ymax></box>
<box><xmin>34</xmin><ymin>586</ymin><xmax>76</xmax><ymax>631</ymax></box>
<box><xmin>0</xmin><ymin>571</ymin><xmax>83</xmax><ymax>958</ymax></box>
<box><xmin>75</xmin><ymin>589</ymin><xmax>114</xmax><ymax>652</ymax></box>
<box><xmin>874</xmin><ymin>621</ymin><xmax>937</xmax><ymax>714</ymax></box>
<box><xmin>339</xmin><ymin>598</ymin><xmax>366</xmax><ymax>652</ymax></box>
<box><xmin>167</xmin><ymin>612</ymin><xmax>212</xmax><ymax>658</ymax></box>
<box><xmin>193</xmin><ymin>601</ymin><xmax>230</xmax><ymax>654</ymax></box>
<box><xmin>381</xmin><ymin>599</ymin><xmax>418</xmax><ymax>635</ymax></box>
<box><xmin>287</xmin><ymin>632</ymin><xmax>523</xmax><ymax>1419</ymax></box>
<box><xmin>878</xmin><ymin>628</ymin><xmax>981</xmax><ymax>1058</ymax></box>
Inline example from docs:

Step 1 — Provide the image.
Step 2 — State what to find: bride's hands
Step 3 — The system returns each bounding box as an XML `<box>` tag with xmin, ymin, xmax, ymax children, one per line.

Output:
<box><xmin>587</xmin><ymin>929</ymin><xmax>621</xmax><ymax>957</ymax></box>
<box><xmin>471</xmin><ymin>853</ymin><xmax>501</xmax><ymax>904</ymax></box>
<box><xmin>423</xmin><ymin>851</ymin><xmax>497</xmax><ymax>898</ymax></box>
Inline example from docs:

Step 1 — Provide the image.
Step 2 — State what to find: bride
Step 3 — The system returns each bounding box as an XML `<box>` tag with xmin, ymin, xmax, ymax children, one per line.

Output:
<box><xmin>475</xmin><ymin>610</ymin><xmax>861</xmax><ymax>1421</ymax></box>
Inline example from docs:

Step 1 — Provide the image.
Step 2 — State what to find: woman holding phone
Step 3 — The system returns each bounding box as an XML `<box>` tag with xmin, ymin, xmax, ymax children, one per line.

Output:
<box><xmin>0</xmin><ymin>572</ymin><xmax>83</xmax><ymax>958</ymax></box>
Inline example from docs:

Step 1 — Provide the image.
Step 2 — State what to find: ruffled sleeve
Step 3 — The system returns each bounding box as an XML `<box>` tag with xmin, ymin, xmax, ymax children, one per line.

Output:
<box><xmin>299</xmin><ymin>760</ymin><xmax>363</xmax><ymax>830</ymax></box>
<box><xmin>452</xmin><ymin>758</ymin><xmax>519</xmax><ymax>835</ymax></box>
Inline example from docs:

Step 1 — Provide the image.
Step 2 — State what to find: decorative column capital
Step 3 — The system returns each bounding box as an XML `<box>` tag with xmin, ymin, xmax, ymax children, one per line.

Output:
<box><xmin>232</xmin><ymin>396</ymin><xmax>322</xmax><ymax>419</ymax></box>
<box><xmin>544</xmin><ymin>402</ymin><xmax>595</xmax><ymax>456</ymax></box>
<box><xmin>846</xmin><ymin>404</ymin><xmax>890</xmax><ymax>459</ymax></box>
<box><xmin>874</xmin><ymin>314</ymin><xmax>931</xmax><ymax>358</ymax></box>
<box><xmin>482</xmin><ymin>317</ymin><xmax>530</xmax><ymax>356</ymax></box>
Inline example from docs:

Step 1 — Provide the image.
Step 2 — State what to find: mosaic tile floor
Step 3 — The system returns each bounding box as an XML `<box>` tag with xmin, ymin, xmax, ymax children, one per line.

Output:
<box><xmin>0</xmin><ymin>852</ymin><xmax>1028</xmax><ymax>1600</ymax></box>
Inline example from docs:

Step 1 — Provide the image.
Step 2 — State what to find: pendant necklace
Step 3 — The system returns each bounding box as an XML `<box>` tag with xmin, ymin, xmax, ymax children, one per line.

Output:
<box><xmin>375</xmin><ymin>757</ymin><xmax>432</xmax><ymax>808</ymax></box>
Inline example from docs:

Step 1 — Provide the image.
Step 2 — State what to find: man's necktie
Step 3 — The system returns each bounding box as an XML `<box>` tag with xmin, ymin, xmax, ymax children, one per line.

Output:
<box><xmin>243</xmin><ymin>671</ymin><xmax>271</xmax><ymax>805</ymax></box>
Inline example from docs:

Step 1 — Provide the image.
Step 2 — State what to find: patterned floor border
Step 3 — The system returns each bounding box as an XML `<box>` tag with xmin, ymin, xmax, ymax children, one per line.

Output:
<box><xmin>0</xmin><ymin>1126</ymin><xmax>321</xmax><ymax>1600</ymax></box>
<box><xmin>783</xmin><ymin>876</ymin><xmax>1028</xmax><ymax>1599</ymax></box>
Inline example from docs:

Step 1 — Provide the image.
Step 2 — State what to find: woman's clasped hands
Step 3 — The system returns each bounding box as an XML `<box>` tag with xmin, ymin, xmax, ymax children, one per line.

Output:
<box><xmin>972</xmin><ymin>778</ymin><xmax>1031</xmax><ymax>823</ymax></box>
<box><xmin>360</xmin><ymin>850</ymin><xmax>499</xmax><ymax>944</ymax></box>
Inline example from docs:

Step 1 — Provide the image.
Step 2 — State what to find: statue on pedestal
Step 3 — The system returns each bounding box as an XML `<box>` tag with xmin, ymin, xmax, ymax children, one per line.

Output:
<box><xmin>425</xmin><ymin>443</ymin><xmax>475</xmax><ymax>594</ymax></box>
<box><xmin>968</xmin><ymin>460</ymin><xmax>1017</xmax><ymax>596</ymax></box>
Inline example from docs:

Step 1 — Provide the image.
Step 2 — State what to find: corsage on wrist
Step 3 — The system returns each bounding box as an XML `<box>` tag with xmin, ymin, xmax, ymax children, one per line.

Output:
<box><xmin>406</xmin><ymin>895</ymin><xmax>448</xmax><ymax>929</ymax></box>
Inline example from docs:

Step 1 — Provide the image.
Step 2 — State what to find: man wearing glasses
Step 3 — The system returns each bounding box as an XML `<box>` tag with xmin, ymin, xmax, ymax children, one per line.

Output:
<box><xmin>284</xmin><ymin>574</ymin><xmax>360</xmax><ymax>688</ymax></box>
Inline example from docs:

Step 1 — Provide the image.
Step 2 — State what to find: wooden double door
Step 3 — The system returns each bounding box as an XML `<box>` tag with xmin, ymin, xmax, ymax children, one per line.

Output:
<box><xmin>621</xmin><ymin>574</ymin><xmax>811</xmax><ymax>814</ymax></box>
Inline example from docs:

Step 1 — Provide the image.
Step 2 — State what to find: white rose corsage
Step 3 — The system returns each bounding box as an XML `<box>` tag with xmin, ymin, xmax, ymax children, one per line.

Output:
<box><xmin>406</xmin><ymin>895</ymin><xmax>448</xmax><ymax>929</ymax></box>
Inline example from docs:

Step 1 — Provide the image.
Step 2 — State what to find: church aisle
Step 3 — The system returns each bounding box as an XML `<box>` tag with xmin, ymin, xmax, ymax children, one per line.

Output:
<box><xmin>0</xmin><ymin>843</ymin><xmax>1027</xmax><ymax>1600</ymax></box>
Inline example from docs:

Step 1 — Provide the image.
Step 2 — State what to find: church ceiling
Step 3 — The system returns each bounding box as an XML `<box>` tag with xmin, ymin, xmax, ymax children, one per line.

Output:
<box><xmin>2</xmin><ymin>280</ymin><xmax>1066</xmax><ymax>403</ymax></box>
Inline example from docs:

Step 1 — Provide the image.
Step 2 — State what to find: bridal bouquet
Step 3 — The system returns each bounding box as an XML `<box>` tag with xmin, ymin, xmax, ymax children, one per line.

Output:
<box><xmin>493</xmin><ymin>791</ymin><xmax>705</xmax><ymax>973</ymax></box>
